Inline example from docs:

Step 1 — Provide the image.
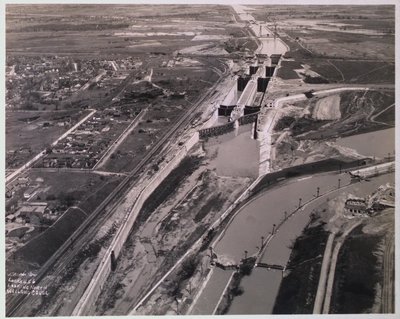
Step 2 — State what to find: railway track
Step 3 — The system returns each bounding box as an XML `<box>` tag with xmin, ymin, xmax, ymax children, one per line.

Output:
<box><xmin>6</xmin><ymin>60</ymin><xmax>229</xmax><ymax>317</ymax></box>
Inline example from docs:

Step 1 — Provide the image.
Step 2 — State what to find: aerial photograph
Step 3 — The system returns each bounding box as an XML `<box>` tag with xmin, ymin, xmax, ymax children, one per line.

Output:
<box><xmin>4</xmin><ymin>2</ymin><xmax>395</xmax><ymax>317</ymax></box>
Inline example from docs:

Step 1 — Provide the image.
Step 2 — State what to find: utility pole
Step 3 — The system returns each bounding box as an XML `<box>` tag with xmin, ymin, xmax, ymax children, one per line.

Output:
<box><xmin>298</xmin><ymin>197</ymin><xmax>302</xmax><ymax>208</ymax></box>
<box><xmin>317</xmin><ymin>187</ymin><xmax>320</xmax><ymax>197</ymax></box>
<box><xmin>272</xmin><ymin>224</ymin><xmax>276</xmax><ymax>234</ymax></box>
<box><xmin>261</xmin><ymin>236</ymin><xmax>264</xmax><ymax>248</ymax></box>
<box><xmin>338</xmin><ymin>178</ymin><xmax>341</xmax><ymax>189</ymax></box>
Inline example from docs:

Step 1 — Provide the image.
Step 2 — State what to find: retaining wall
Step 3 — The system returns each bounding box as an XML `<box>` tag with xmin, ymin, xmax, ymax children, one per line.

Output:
<box><xmin>73</xmin><ymin>132</ymin><xmax>200</xmax><ymax>315</ymax></box>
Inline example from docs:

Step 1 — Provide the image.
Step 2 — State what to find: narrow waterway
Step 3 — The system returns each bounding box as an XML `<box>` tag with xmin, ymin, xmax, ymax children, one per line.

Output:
<box><xmin>205</xmin><ymin>125</ymin><xmax>259</xmax><ymax>178</ymax></box>
<box><xmin>227</xmin><ymin>173</ymin><xmax>394</xmax><ymax>314</ymax></box>
<box><xmin>259</xmin><ymin>37</ymin><xmax>288</xmax><ymax>56</ymax></box>
<box><xmin>190</xmin><ymin>268</ymin><xmax>233</xmax><ymax>315</ymax></box>
<box><xmin>228</xmin><ymin>269</ymin><xmax>282</xmax><ymax>314</ymax></box>
<box><xmin>192</xmin><ymin>125</ymin><xmax>395</xmax><ymax>314</ymax></box>
<box><xmin>336</xmin><ymin>127</ymin><xmax>395</xmax><ymax>159</ymax></box>
<box><xmin>214</xmin><ymin>172</ymin><xmax>351</xmax><ymax>263</ymax></box>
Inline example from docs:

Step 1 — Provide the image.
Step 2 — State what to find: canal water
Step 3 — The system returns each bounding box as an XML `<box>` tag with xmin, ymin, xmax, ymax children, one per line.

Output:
<box><xmin>227</xmin><ymin>173</ymin><xmax>394</xmax><ymax>314</ymax></box>
<box><xmin>193</xmin><ymin>121</ymin><xmax>395</xmax><ymax>314</ymax></box>
<box><xmin>204</xmin><ymin>124</ymin><xmax>259</xmax><ymax>178</ymax></box>
<box><xmin>214</xmin><ymin>172</ymin><xmax>351</xmax><ymax>263</ymax></box>
<box><xmin>190</xmin><ymin>268</ymin><xmax>233</xmax><ymax>315</ymax></box>
<box><xmin>259</xmin><ymin>37</ymin><xmax>288</xmax><ymax>56</ymax></box>
<box><xmin>228</xmin><ymin>268</ymin><xmax>282</xmax><ymax>314</ymax></box>
<box><xmin>336</xmin><ymin>127</ymin><xmax>395</xmax><ymax>159</ymax></box>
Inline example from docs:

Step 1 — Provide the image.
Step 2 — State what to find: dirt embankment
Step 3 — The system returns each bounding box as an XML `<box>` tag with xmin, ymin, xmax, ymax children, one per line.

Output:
<box><xmin>312</xmin><ymin>95</ymin><xmax>341</xmax><ymax>120</ymax></box>
<box><xmin>93</xmin><ymin>143</ymin><xmax>252</xmax><ymax>316</ymax></box>
<box><xmin>271</xmin><ymin>90</ymin><xmax>394</xmax><ymax>171</ymax></box>
<box><xmin>273</xmin><ymin>182</ymin><xmax>394</xmax><ymax>314</ymax></box>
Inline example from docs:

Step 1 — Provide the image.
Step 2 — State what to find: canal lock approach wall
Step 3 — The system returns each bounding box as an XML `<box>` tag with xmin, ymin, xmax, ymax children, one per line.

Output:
<box><xmin>72</xmin><ymin>109</ymin><xmax>220</xmax><ymax>315</ymax></box>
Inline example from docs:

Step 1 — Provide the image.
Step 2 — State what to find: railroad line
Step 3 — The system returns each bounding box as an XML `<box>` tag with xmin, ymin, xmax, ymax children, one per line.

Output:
<box><xmin>6</xmin><ymin>61</ymin><xmax>228</xmax><ymax>317</ymax></box>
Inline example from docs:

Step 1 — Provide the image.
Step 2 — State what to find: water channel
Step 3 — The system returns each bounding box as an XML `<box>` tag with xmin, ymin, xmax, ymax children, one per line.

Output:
<box><xmin>336</xmin><ymin>127</ymin><xmax>395</xmax><ymax>159</ymax></box>
<box><xmin>193</xmin><ymin>127</ymin><xmax>395</xmax><ymax>314</ymax></box>
<box><xmin>191</xmin><ymin>4</ymin><xmax>394</xmax><ymax>316</ymax></box>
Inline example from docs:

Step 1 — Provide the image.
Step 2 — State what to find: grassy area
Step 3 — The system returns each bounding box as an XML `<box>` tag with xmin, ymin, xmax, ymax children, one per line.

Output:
<box><xmin>274</xmin><ymin>116</ymin><xmax>296</xmax><ymax>131</ymax></box>
<box><xmin>374</xmin><ymin>105</ymin><xmax>395</xmax><ymax>125</ymax></box>
<box><xmin>193</xmin><ymin>194</ymin><xmax>225</xmax><ymax>223</ymax></box>
<box><xmin>312</xmin><ymin>60</ymin><xmax>394</xmax><ymax>84</ymax></box>
<box><xmin>277</xmin><ymin>66</ymin><xmax>300</xmax><ymax>80</ymax></box>
<box><xmin>7</xmin><ymin>173</ymin><xmax>121</xmax><ymax>273</ymax></box>
<box><xmin>330</xmin><ymin>225</ymin><xmax>383</xmax><ymax>313</ymax></box>
<box><xmin>273</xmin><ymin>224</ymin><xmax>328</xmax><ymax>314</ymax></box>
<box><xmin>6</xmin><ymin>110</ymin><xmax>87</xmax><ymax>168</ymax></box>
<box><xmin>8</xmin><ymin>208</ymin><xmax>87</xmax><ymax>273</ymax></box>
<box><xmin>277</xmin><ymin>61</ymin><xmax>302</xmax><ymax>80</ymax></box>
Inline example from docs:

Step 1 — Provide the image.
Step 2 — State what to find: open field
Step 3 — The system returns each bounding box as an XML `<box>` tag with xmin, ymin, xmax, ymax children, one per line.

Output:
<box><xmin>6</xmin><ymin>171</ymin><xmax>122</xmax><ymax>273</ymax></box>
<box><xmin>6</xmin><ymin>110</ymin><xmax>88</xmax><ymax>168</ymax></box>
<box><xmin>280</xmin><ymin>35</ymin><xmax>394</xmax><ymax>85</ymax></box>
<box><xmin>259</xmin><ymin>6</ymin><xmax>394</xmax><ymax>88</ymax></box>
<box><xmin>251</xmin><ymin>5</ymin><xmax>394</xmax><ymax>60</ymax></box>
<box><xmin>273</xmin><ymin>223</ymin><xmax>328</xmax><ymax>314</ymax></box>
<box><xmin>6</xmin><ymin>5</ymin><xmax>241</xmax><ymax>57</ymax></box>
<box><xmin>330</xmin><ymin>226</ymin><xmax>383</xmax><ymax>313</ymax></box>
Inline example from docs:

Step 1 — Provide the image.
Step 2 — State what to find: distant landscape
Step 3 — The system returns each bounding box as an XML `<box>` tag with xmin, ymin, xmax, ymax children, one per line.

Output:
<box><xmin>5</xmin><ymin>4</ymin><xmax>395</xmax><ymax>318</ymax></box>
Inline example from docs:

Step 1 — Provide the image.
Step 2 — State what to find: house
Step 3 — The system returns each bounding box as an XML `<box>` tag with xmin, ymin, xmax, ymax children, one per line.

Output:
<box><xmin>16</xmin><ymin>202</ymin><xmax>48</xmax><ymax>225</ymax></box>
<box><xmin>17</xmin><ymin>177</ymin><xmax>30</xmax><ymax>188</ymax></box>
<box><xmin>345</xmin><ymin>197</ymin><xmax>367</xmax><ymax>215</ymax></box>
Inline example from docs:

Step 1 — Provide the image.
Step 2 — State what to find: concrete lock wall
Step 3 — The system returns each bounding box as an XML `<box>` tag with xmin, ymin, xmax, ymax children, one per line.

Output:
<box><xmin>244</xmin><ymin>106</ymin><xmax>261</xmax><ymax>115</ymax></box>
<box><xmin>218</xmin><ymin>105</ymin><xmax>236</xmax><ymax>116</ymax></box>
<box><xmin>237</xmin><ymin>76</ymin><xmax>251</xmax><ymax>92</ymax></box>
<box><xmin>249</xmin><ymin>65</ymin><xmax>259</xmax><ymax>75</ymax></box>
<box><xmin>265</xmin><ymin>66</ymin><xmax>275</xmax><ymax>77</ymax></box>
<box><xmin>238</xmin><ymin>113</ymin><xmax>258</xmax><ymax>126</ymax></box>
<box><xmin>73</xmin><ymin>130</ymin><xmax>200</xmax><ymax>315</ymax></box>
<box><xmin>257</xmin><ymin>77</ymin><xmax>270</xmax><ymax>92</ymax></box>
<box><xmin>202</xmin><ymin>108</ymin><xmax>219</xmax><ymax>129</ymax></box>
<box><xmin>199</xmin><ymin>121</ymin><xmax>236</xmax><ymax>139</ymax></box>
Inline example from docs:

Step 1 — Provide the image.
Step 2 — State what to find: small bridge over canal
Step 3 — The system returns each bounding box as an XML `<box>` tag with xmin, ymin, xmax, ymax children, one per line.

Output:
<box><xmin>199</xmin><ymin>112</ymin><xmax>259</xmax><ymax>139</ymax></box>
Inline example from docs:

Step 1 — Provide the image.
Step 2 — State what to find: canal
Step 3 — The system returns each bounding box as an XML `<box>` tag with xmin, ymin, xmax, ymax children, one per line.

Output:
<box><xmin>336</xmin><ymin>127</ymin><xmax>395</xmax><ymax>159</ymax></box>
<box><xmin>192</xmin><ymin>125</ymin><xmax>395</xmax><ymax>314</ymax></box>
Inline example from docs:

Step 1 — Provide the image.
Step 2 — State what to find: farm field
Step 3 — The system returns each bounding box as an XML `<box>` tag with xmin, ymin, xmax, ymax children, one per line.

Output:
<box><xmin>259</xmin><ymin>5</ymin><xmax>394</xmax><ymax>86</ymax></box>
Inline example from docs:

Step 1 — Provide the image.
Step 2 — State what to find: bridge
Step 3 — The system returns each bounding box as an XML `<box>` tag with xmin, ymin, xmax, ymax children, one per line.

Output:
<box><xmin>199</xmin><ymin>121</ymin><xmax>236</xmax><ymax>139</ymax></box>
<box><xmin>255</xmin><ymin>262</ymin><xmax>290</xmax><ymax>271</ymax></box>
<box><xmin>198</xmin><ymin>113</ymin><xmax>259</xmax><ymax>139</ymax></box>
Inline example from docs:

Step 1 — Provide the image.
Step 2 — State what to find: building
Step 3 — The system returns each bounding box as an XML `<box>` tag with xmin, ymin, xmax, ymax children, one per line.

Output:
<box><xmin>16</xmin><ymin>202</ymin><xmax>48</xmax><ymax>225</ymax></box>
<box><xmin>345</xmin><ymin>197</ymin><xmax>367</xmax><ymax>215</ymax></box>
